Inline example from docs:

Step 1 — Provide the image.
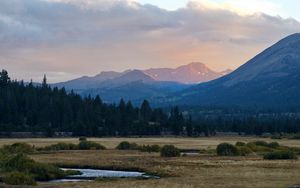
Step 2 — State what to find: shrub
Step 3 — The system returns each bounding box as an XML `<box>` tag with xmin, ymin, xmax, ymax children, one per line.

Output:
<box><xmin>29</xmin><ymin>162</ymin><xmax>66</xmax><ymax>181</ymax></box>
<box><xmin>116</xmin><ymin>141</ymin><xmax>131</xmax><ymax>150</ymax></box>
<box><xmin>160</xmin><ymin>145</ymin><xmax>180</xmax><ymax>157</ymax></box>
<box><xmin>2</xmin><ymin>143</ymin><xmax>35</xmax><ymax>154</ymax></box>
<box><xmin>1</xmin><ymin>153</ymin><xmax>68</xmax><ymax>182</ymax></box>
<box><xmin>246</xmin><ymin>142</ymin><xmax>256</xmax><ymax>149</ymax></box>
<box><xmin>253</xmin><ymin>141</ymin><xmax>269</xmax><ymax>147</ymax></box>
<box><xmin>79</xmin><ymin>137</ymin><xmax>87</xmax><ymax>141</ymax></box>
<box><xmin>138</xmin><ymin>145</ymin><xmax>161</xmax><ymax>153</ymax></box>
<box><xmin>116</xmin><ymin>141</ymin><xmax>138</xmax><ymax>150</ymax></box>
<box><xmin>78</xmin><ymin>141</ymin><xmax>106</xmax><ymax>150</ymax></box>
<box><xmin>43</xmin><ymin>143</ymin><xmax>78</xmax><ymax>151</ymax></box>
<box><xmin>271</xmin><ymin>134</ymin><xmax>282</xmax><ymax>139</ymax></box>
<box><xmin>235</xmin><ymin>142</ymin><xmax>246</xmax><ymax>147</ymax></box>
<box><xmin>216</xmin><ymin>143</ymin><xmax>239</xmax><ymax>156</ymax></box>
<box><xmin>238</xmin><ymin>146</ymin><xmax>253</xmax><ymax>156</ymax></box>
<box><xmin>3</xmin><ymin>172</ymin><xmax>36</xmax><ymax>186</ymax></box>
<box><xmin>264</xmin><ymin>151</ymin><xmax>298</xmax><ymax>160</ymax></box>
<box><xmin>2</xmin><ymin>154</ymin><xmax>34</xmax><ymax>172</ymax></box>
<box><xmin>246</xmin><ymin>141</ymin><xmax>275</xmax><ymax>153</ymax></box>
<box><xmin>290</xmin><ymin>134</ymin><xmax>300</xmax><ymax>140</ymax></box>
<box><xmin>268</xmin><ymin>142</ymin><xmax>280</xmax><ymax>149</ymax></box>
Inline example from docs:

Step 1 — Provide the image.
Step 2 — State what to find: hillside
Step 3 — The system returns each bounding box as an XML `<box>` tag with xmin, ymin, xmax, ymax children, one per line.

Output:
<box><xmin>169</xmin><ymin>33</ymin><xmax>300</xmax><ymax>108</ymax></box>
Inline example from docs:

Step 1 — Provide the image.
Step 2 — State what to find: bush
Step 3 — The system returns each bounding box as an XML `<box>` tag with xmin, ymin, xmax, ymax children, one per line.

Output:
<box><xmin>2</xmin><ymin>143</ymin><xmax>35</xmax><ymax>154</ymax></box>
<box><xmin>2</xmin><ymin>154</ymin><xmax>34</xmax><ymax>172</ymax></box>
<box><xmin>160</xmin><ymin>145</ymin><xmax>180</xmax><ymax>157</ymax></box>
<box><xmin>253</xmin><ymin>141</ymin><xmax>269</xmax><ymax>147</ymax></box>
<box><xmin>138</xmin><ymin>145</ymin><xmax>161</xmax><ymax>153</ymax></box>
<box><xmin>3</xmin><ymin>172</ymin><xmax>36</xmax><ymax>185</ymax></box>
<box><xmin>235</xmin><ymin>142</ymin><xmax>246</xmax><ymax>147</ymax></box>
<box><xmin>116</xmin><ymin>141</ymin><xmax>138</xmax><ymax>150</ymax></box>
<box><xmin>43</xmin><ymin>143</ymin><xmax>78</xmax><ymax>151</ymax></box>
<box><xmin>79</xmin><ymin>137</ymin><xmax>87</xmax><ymax>141</ymax></box>
<box><xmin>290</xmin><ymin>134</ymin><xmax>300</xmax><ymax>140</ymax></box>
<box><xmin>216</xmin><ymin>143</ymin><xmax>239</xmax><ymax>156</ymax></box>
<box><xmin>78</xmin><ymin>141</ymin><xmax>106</xmax><ymax>150</ymax></box>
<box><xmin>264</xmin><ymin>151</ymin><xmax>298</xmax><ymax>160</ymax></box>
<box><xmin>246</xmin><ymin>141</ymin><xmax>276</xmax><ymax>153</ymax></box>
<box><xmin>271</xmin><ymin>134</ymin><xmax>282</xmax><ymax>139</ymax></box>
<box><xmin>1</xmin><ymin>153</ymin><xmax>67</xmax><ymax>181</ymax></box>
<box><xmin>237</xmin><ymin>146</ymin><xmax>253</xmax><ymax>156</ymax></box>
<box><xmin>268</xmin><ymin>142</ymin><xmax>280</xmax><ymax>149</ymax></box>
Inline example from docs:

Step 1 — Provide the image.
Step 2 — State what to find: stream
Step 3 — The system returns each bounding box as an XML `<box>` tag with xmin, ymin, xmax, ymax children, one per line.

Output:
<box><xmin>49</xmin><ymin>168</ymin><xmax>158</xmax><ymax>183</ymax></box>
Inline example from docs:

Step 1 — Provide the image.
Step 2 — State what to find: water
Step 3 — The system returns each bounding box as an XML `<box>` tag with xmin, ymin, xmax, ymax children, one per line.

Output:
<box><xmin>49</xmin><ymin>168</ymin><xmax>157</xmax><ymax>183</ymax></box>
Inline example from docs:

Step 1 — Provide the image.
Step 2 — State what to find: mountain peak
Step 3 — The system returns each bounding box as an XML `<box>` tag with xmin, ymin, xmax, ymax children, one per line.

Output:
<box><xmin>145</xmin><ymin>62</ymin><xmax>226</xmax><ymax>84</ymax></box>
<box><xmin>173</xmin><ymin>33</ymin><xmax>300</xmax><ymax>107</ymax></box>
<box><xmin>114</xmin><ymin>69</ymin><xmax>155</xmax><ymax>83</ymax></box>
<box><xmin>280</xmin><ymin>33</ymin><xmax>300</xmax><ymax>43</ymax></box>
<box><xmin>221</xmin><ymin>33</ymin><xmax>300</xmax><ymax>87</ymax></box>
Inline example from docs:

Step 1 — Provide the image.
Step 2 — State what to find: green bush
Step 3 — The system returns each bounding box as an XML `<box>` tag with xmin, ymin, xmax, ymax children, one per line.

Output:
<box><xmin>78</xmin><ymin>141</ymin><xmax>106</xmax><ymax>150</ymax></box>
<box><xmin>116</xmin><ymin>141</ymin><xmax>138</xmax><ymax>150</ymax></box>
<box><xmin>3</xmin><ymin>172</ymin><xmax>36</xmax><ymax>186</ymax></box>
<box><xmin>235</xmin><ymin>142</ymin><xmax>246</xmax><ymax>147</ymax></box>
<box><xmin>271</xmin><ymin>134</ymin><xmax>282</xmax><ymax>139</ymax></box>
<box><xmin>290</xmin><ymin>134</ymin><xmax>300</xmax><ymax>140</ymax></box>
<box><xmin>216</xmin><ymin>143</ymin><xmax>239</xmax><ymax>156</ymax></box>
<box><xmin>2</xmin><ymin>143</ymin><xmax>35</xmax><ymax>154</ymax></box>
<box><xmin>246</xmin><ymin>141</ymin><xmax>277</xmax><ymax>153</ymax></box>
<box><xmin>160</xmin><ymin>145</ymin><xmax>180</xmax><ymax>157</ymax></box>
<box><xmin>238</xmin><ymin>146</ymin><xmax>253</xmax><ymax>156</ymax></box>
<box><xmin>40</xmin><ymin>141</ymin><xmax>105</xmax><ymax>151</ymax></box>
<box><xmin>2</xmin><ymin>154</ymin><xmax>34</xmax><ymax>172</ymax></box>
<box><xmin>79</xmin><ymin>137</ymin><xmax>87</xmax><ymax>141</ymax></box>
<box><xmin>264</xmin><ymin>151</ymin><xmax>298</xmax><ymax>160</ymax></box>
<box><xmin>268</xmin><ymin>142</ymin><xmax>280</xmax><ymax>149</ymax></box>
<box><xmin>138</xmin><ymin>145</ymin><xmax>161</xmax><ymax>153</ymax></box>
<box><xmin>1</xmin><ymin>154</ymin><xmax>66</xmax><ymax>181</ymax></box>
<box><xmin>43</xmin><ymin>143</ymin><xmax>78</xmax><ymax>151</ymax></box>
<box><xmin>29</xmin><ymin>163</ymin><xmax>66</xmax><ymax>181</ymax></box>
<box><xmin>246</xmin><ymin>142</ymin><xmax>256</xmax><ymax>150</ymax></box>
<box><xmin>253</xmin><ymin>141</ymin><xmax>269</xmax><ymax>147</ymax></box>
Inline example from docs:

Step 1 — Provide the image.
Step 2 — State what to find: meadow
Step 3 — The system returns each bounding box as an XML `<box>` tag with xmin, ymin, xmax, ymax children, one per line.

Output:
<box><xmin>1</xmin><ymin>136</ymin><xmax>300</xmax><ymax>188</ymax></box>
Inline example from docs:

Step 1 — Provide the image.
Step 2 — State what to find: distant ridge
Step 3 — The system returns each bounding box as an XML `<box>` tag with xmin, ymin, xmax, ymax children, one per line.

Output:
<box><xmin>52</xmin><ymin>62</ymin><xmax>231</xmax><ymax>103</ymax></box>
<box><xmin>168</xmin><ymin>33</ymin><xmax>300</xmax><ymax>108</ymax></box>
<box><xmin>145</xmin><ymin>62</ymin><xmax>228</xmax><ymax>84</ymax></box>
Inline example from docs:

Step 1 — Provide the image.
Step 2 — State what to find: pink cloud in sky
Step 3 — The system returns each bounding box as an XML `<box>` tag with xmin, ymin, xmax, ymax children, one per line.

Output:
<box><xmin>0</xmin><ymin>0</ymin><xmax>299</xmax><ymax>82</ymax></box>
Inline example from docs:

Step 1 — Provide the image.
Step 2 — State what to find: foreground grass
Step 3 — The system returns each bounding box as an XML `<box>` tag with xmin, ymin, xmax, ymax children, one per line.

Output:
<box><xmin>30</xmin><ymin>150</ymin><xmax>300</xmax><ymax>188</ymax></box>
<box><xmin>1</xmin><ymin>137</ymin><xmax>300</xmax><ymax>188</ymax></box>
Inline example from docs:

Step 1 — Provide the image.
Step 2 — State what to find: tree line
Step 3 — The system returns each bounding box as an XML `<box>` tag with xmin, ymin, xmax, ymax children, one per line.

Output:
<box><xmin>0</xmin><ymin>70</ymin><xmax>188</xmax><ymax>137</ymax></box>
<box><xmin>0</xmin><ymin>69</ymin><xmax>299</xmax><ymax>137</ymax></box>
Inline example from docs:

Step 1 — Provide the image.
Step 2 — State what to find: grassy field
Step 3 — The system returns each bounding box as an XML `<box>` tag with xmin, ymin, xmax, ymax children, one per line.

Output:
<box><xmin>1</xmin><ymin>137</ymin><xmax>300</xmax><ymax>188</ymax></box>
<box><xmin>1</xmin><ymin>136</ymin><xmax>300</xmax><ymax>149</ymax></box>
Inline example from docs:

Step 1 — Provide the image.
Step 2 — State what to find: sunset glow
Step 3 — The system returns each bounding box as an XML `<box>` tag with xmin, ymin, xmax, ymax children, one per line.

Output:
<box><xmin>1</xmin><ymin>0</ymin><xmax>299</xmax><ymax>82</ymax></box>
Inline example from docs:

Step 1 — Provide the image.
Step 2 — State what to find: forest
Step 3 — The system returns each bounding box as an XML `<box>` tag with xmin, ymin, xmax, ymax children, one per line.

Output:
<box><xmin>0</xmin><ymin>69</ymin><xmax>300</xmax><ymax>137</ymax></box>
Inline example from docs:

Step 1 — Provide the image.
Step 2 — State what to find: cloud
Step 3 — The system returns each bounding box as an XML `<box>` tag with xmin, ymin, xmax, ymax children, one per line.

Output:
<box><xmin>0</xmin><ymin>0</ymin><xmax>300</xmax><ymax>82</ymax></box>
<box><xmin>189</xmin><ymin>0</ymin><xmax>280</xmax><ymax>16</ymax></box>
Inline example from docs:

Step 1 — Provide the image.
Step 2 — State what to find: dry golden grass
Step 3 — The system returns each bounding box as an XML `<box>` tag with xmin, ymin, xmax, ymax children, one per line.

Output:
<box><xmin>1</xmin><ymin>137</ymin><xmax>300</xmax><ymax>188</ymax></box>
<box><xmin>30</xmin><ymin>150</ymin><xmax>300</xmax><ymax>188</ymax></box>
<box><xmin>1</xmin><ymin>136</ymin><xmax>300</xmax><ymax>149</ymax></box>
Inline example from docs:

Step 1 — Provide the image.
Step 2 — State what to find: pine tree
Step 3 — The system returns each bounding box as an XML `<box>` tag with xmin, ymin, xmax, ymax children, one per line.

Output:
<box><xmin>0</xmin><ymin>69</ymin><xmax>10</xmax><ymax>87</ymax></box>
<box><xmin>42</xmin><ymin>74</ymin><xmax>47</xmax><ymax>88</ymax></box>
<box><xmin>140</xmin><ymin>100</ymin><xmax>151</xmax><ymax>122</ymax></box>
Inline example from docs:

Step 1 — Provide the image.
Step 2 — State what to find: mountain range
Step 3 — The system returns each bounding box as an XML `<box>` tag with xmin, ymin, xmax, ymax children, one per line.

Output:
<box><xmin>167</xmin><ymin>33</ymin><xmax>300</xmax><ymax>108</ymax></box>
<box><xmin>53</xmin><ymin>63</ymin><xmax>230</xmax><ymax>103</ymax></box>
<box><xmin>53</xmin><ymin>33</ymin><xmax>300</xmax><ymax>108</ymax></box>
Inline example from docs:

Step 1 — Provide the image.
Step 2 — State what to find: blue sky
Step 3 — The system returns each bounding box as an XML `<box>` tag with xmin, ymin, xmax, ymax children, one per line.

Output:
<box><xmin>138</xmin><ymin>0</ymin><xmax>300</xmax><ymax>20</ymax></box>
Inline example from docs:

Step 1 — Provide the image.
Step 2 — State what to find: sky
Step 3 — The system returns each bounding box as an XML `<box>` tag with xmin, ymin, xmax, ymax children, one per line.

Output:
<box><xmin>138</xmin><ymin>0</ymin><xmax>300</xmax><ymax>20</ymax></box>
<box><xmin>1</xmin><ymin>0</ymin><xmax>300</xmax><ymax>83</ymax></box>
